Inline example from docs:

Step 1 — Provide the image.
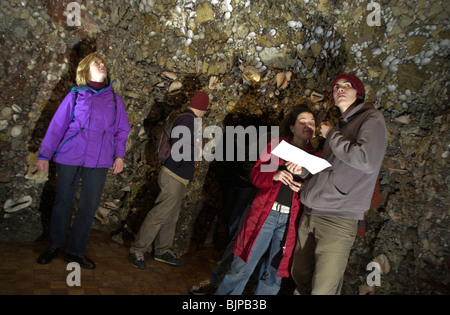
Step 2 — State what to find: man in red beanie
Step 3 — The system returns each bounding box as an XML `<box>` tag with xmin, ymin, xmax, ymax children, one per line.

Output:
<box><xmin>291</xmin><ymin>73</ymin><xmax>388</xmax><ymax>294</ymax></box>
<box><xmin>129</xmin><ymin>91</ymin><xmax>209</xmax><ymax>269</ymax></box>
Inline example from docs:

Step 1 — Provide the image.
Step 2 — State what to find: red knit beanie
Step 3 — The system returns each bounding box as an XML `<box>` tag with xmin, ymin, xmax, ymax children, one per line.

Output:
<box><xmin>190</xmin><ymin>91</ymin><xmax>209</xmax><ymax>111</ymax></box>
<box><xmin>331</xmin><ymin>73</ymin><xmax>365</xmax><ymax>104</ymax></box>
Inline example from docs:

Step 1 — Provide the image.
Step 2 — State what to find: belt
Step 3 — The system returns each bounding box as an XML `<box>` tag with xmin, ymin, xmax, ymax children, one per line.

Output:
<box><xmin>272</xmin><ymin>202</ymin><xmax>290</xmax><ymax>213</ymax></box>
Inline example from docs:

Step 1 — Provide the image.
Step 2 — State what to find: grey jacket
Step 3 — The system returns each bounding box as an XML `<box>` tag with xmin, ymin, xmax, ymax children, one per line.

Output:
<box><xmin>301</xmin><ymin>102</ymin><xmax>388</xmax><ymax>220</ymax></box>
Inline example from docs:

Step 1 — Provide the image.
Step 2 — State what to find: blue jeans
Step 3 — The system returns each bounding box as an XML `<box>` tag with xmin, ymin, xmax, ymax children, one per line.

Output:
<box><xmin>50</xmin><ymin>163</ymin><xmax>108</xmax><ymax>255</ymax></box>
<box><xmin>216</xmin><ymin>210</ymin><xmax>290</xmax><ymax>295</ymax></box>
<box><xmin>210</xmin><ymin>204</ymin><xmax>252</xmax><ymax>286</ymax></box>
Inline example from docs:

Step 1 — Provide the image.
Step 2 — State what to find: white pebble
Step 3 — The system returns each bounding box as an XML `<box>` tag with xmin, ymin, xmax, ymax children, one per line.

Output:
<box><xmin>315</xmin><ymin>26</ymin><xmax>324</xmax><ymax>35</ymax></box>
<box><xmin>424</xmin><ymin>50</ymin><xmax>434</xmax><ymax>58</ymax></box>
<box><xmin>420</xmin><ymin>57</ymin><xmax>431</xmax><ymax>66</ymax></box>
<box><xmin>372</xmin><ymin>47</ymin><xmax>382</xmax><ymax>56</ymax></box>
<box><xmin>287</xmin><ymin>20</ymin><xmax>297</xmax><ymax>28</ymax></box>
<box><xmin>11</xmin><ymin>125</ymin><xmax>24</xmax><ymax>138</ymax></box>
<box><xmin>440</xmin><ymin>39</ymin><xmax>449</xmax><ymax>49</ymax></box>
<box><xmin>389</xmin><ymin>64</ymin><xmax>398</xmax><ymax>72</ymax></box>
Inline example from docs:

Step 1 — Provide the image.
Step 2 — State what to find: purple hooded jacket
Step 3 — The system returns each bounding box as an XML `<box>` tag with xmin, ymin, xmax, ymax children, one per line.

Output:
<box><xmin>38</xmin><ymin>82</ymin><xmax>130</xmax><ymax>168</ymax></box>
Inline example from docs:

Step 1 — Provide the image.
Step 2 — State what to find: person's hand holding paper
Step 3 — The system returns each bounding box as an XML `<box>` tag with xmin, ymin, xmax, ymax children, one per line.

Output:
<box><xmin>271</xmin><ymin>140</ymin><xmax>331</xmax><ymax>174</ymax></box>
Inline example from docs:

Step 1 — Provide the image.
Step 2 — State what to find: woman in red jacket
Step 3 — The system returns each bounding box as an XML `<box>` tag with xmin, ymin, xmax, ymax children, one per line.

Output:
<box><xmin>216</xmin><ymin>106</ymin><xmax>318</xmax><ymax>295</ymax></box>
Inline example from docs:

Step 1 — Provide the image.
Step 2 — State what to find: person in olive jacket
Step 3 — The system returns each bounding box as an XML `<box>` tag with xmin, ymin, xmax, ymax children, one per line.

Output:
<box><xmin>36</xmin><ymin>53</ymin><xmax>130</xmax><ymax>269</ymax></box>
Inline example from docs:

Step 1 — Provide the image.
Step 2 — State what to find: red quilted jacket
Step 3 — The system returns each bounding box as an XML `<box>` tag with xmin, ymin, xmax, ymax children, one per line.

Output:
<box><xmin>232</xmin><ymin>136</ymin><xmax>319</xmax><ymax>278</ymax></box>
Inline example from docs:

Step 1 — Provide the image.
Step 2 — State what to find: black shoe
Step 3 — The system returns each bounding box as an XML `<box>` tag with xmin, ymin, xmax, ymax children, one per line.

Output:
<box><xmin>189</xmin><ymin>279</ymin><xmax>218</xmax><ymax>295</ymax></box>
<box><xmin>64</xmin><ymin>253</ymin><xmax>96</xmax><ymax>269</ymax></box>
<box><xmin>37</xmin><ymin>247</ymin><xmax>60</xmax><ymax>265</ymax></box>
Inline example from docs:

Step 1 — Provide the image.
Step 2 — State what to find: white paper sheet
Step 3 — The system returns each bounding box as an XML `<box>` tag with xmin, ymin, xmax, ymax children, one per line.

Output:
<box><xmin>271</xmin><ymin>140</ymin><xmax>331</xmax><ymax>174</ymax></box>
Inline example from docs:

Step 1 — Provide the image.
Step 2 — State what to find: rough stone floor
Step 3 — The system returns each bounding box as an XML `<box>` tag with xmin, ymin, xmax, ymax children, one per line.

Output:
<box><xmin>0</xmin><ymin>229</ymin><xmax>220</xmax><ymax>295</ymax></box>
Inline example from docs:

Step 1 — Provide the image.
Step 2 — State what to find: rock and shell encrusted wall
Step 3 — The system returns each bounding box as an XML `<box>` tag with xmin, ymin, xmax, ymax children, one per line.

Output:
<box><xmin>0</xmin><ymin>0</ymin><xmax>448</xmax><ymax>294</ymax></box>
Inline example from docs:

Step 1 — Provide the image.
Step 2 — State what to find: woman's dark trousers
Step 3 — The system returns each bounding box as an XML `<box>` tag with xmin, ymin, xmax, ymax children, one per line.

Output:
<box><xmin>50</xmin><ymin>163</ymin><xmax>108</xmax><ymax>256</ymax></box>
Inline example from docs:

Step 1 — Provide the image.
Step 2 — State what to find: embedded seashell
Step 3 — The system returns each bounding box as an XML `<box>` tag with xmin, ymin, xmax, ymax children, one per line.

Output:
<box><xmin>280</xmin><ymin>72</ymin><xmax>291</xmax><ymax>89</ymax></box>
<box><xmin>262</xmin><ymin>69</ymin><xmax>272</xmax><ymax>81</ymax></box>
<box><xmin>168</xmin><ymin>81</ymin><xmax>182</xmax><ymax>93</ymax></box>
<box><xmin>112</xmin><ymin>232</ymin><xmax>124</xmax><ymax>244</ymax></box>
<box><xmin>285</xmin><ymin>71</ymin><xmax>292</xmax><ymax>81</ymax></box>
<box><xmin>359</xmin><ymin>283</ymin><xmax>376</xmax><ymax>295</ymax></box>
<box><xmin>277</xmin><ymin>71</ymin><xmax>291</xmax><ymax>89</ymax></box>
<box><xmin>373</xmin><ymin>254</ymin><xmax>391</xmax><ymax>275</ymax></box>
<box><xmin>98</xmin><ymin>206</ymin><xmax>111</xmax><ymax>217</ymax></box>
<box><xmin>12</xmin><ymin>104</ymin><xmax>22</xmax><ymax>113</ymax></box>
<box><xmin>162</xmin><ymin>71</ymin><xmax>177</xmax><ymax>80</ymax></box>
<box><xmin>209</xmin><ymin>76</ymin><xmax>219</xmax><ymax>89</ymax></box>
<box><xmin>25</xmin><ymin>167</ymin><xmax>42</xmax><ymax>181</ymax></box>
<box><xmin>276</xmin><ymin>72</ymin><xmax>286</xmax><ymax>88</ymax></box>
<box><xmin>11</xmin><ymin>125</ymin><xmax>24</xmax><ymax>138</ymax></box>
<box><xmin>3</xmin><ymin>195</ymin><xmax>32</xmax><ymax>213</ymax></box>
<box><xmin>243</xmin><ymin>66</ymin><xmax>260</xmax><ymax>83</ymax></box>
<box><xmin>394</xmin><ymin>115</ymin><xmax>410</xmax><ymax>124</ymax></box>
<box><xmin>0</xmin><ymin>120</ymin><xmax>8</xmax><ymax>130</ymax></box>
<box><xmin>310</xmin><ymin>91</ymin><xmax>324</xmax><ymax>103</ymax></box>
<box><xmin>280</xmin><ymin>80</ymin><xmax>288</xmax><ymax>89</ymax></box>
<box><xmin>104</xmin><ymin>201</ymin><xmax>119</xmax><ymax>209</ymax></box>
<box><xmin>95</xmin><ymin>206</ymin><xmax>109</xmax><ymax>225</ymax></box>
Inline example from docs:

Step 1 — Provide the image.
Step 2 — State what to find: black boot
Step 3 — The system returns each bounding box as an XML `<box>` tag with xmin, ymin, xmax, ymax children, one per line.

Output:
<box><xmin>37</xmin><ymin>247</ymin><xmax>60</xmax><ymax>264</ymax></box>
<box><xmin>64</xmin><ymin>253</ymin><xmax>96</xmax><ymax>269</ymax></box>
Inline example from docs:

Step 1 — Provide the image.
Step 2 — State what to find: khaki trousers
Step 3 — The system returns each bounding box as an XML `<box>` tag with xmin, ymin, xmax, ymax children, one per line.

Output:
<box><xmin>130</xmin><ymin>169</ymin><xmax>187</xmax><ymax>256</ymax></box>
<box><xmin>291</xmin><ymin>212</ymin><xmax>358</xmax><ymax>295</ymax></box>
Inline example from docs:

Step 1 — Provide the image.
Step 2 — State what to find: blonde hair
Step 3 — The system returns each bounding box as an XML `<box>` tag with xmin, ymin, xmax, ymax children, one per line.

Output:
<box><xmin>76</xmin><ymin>53</ymin><xmax>108</xmax><ymax>85</ymax></box>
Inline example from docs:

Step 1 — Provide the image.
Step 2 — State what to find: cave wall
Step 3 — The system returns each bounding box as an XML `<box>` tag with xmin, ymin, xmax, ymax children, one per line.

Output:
<box><xmin>0</xmin><ymin>0</ymin><xmax>448</xmax><ymax>294</ymax></box>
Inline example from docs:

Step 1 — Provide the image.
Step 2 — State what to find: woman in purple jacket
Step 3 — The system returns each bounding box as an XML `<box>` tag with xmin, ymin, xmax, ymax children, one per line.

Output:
<box><xmin>36</xmin><ymin>53</ymin><xmax>130</xmax><ymax>269</ymax></box>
